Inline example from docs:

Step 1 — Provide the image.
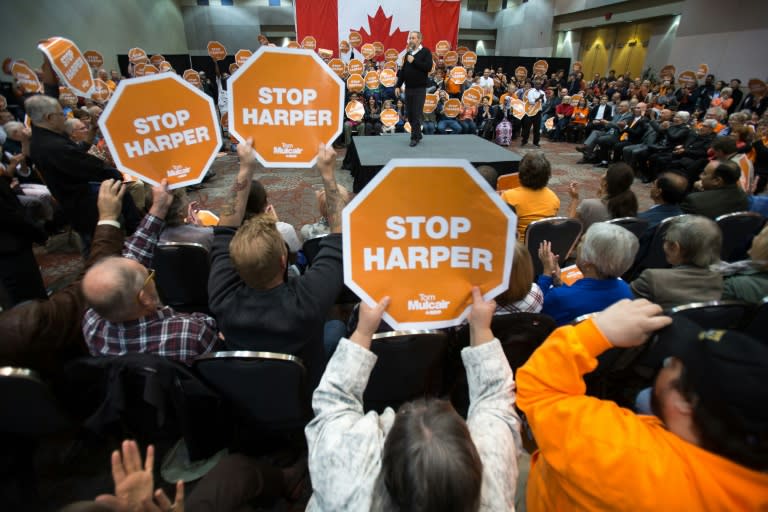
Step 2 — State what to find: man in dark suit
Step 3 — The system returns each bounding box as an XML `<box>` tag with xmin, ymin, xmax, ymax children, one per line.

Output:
<box><xmin>681</xmin><ymin>160</ymin><xmax>748</xmax><ymax>219</ymax></box>
<box><xmin>638</xmin><ymin>172</ymin><xmax>688</xmax><ymax>229</ymax></box>
<box><xmin>648</xmin><ymin>120</ymin><xmax>717</xmax><ymax>185</ymax></box>
<box><xmin>397</xmin><ymin>31</ymin><xmax>432</xmax><ymax>147</ymax></box>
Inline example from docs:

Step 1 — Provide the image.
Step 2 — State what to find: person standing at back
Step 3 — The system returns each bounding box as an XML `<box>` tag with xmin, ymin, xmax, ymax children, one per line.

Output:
<box><xmin>397</xmin><ymin>31</ymin><xmax>432</xmax><ymax>147</ymax></box>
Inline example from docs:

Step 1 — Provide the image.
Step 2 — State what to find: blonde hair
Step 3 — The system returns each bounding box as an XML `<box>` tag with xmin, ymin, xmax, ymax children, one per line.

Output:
<box><xmin>229</xmin><ymin>215</ymin><xmax>286</xmax><ymax>289</ymax></box>
<box><xmin>497</xmin><ymin>242</ymin><xmax>535</xmax><ymax>305</ymax></box>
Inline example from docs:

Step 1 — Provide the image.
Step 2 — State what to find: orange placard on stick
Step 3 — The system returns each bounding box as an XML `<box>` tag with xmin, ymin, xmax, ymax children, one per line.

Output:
<box><xmin>572</xmin><ymin>61</ymin><xmax>583</xmax><ymax>72</ymax></box>
<box><xmin>660</xmin><ymin>65</ymin><xmax>676</xmax><ymax>80</ymax></box>
<box><xmin>456</xmin><ymin>46</ymin><xmax>469</xmax><ymax>57</ymax></box>
<box><xmin>435</xmin><ymin>40</ymin><xmax>450</xmax><ymax>56</ymax></box>
<box><xmin>345</xmin><ymin>100</ymin><xmax>365</xmax><ymax>121</ymax></box>
<box><xmin>348</xmin><ymin>59</ymin><xmax>363</xmax><ymax>75</ymax></box>
<box><xmin>373</xmin><ymin>42</ymin><xmax>385</xmax><ymax>57</ymax></box>
<box><xmin>462</xmin><ymin>87</ymin><xmax>482</xmax><ymax>107</ymax></box>
<box><xmin>160</xmin><ymin>61</ymin><xmax>173</xmax><ymax>72</ymax></box>
<box><xmin>235</xmin><ymin>49</ymin><xmax>252</xmax><ymax>67</ymax></box>
<box><xmin>142</xmin><ymin>64</ymin><xmax>159</xmax><ymax>76</ymax></box>
<box><xmin>301</xmin><ymin>36</ymin><xmax>317</xmax><ymax>50</ymax></box>
<box><xmin>380</xmin><ymin>108</ymin><xmax>399</xmax><ymax>127</ymax></box>
<box><xmin>423</xmin><ymin>93</ymin><xmax>438</xmax><ymax>113</ymax></box>
<box><xmin>510</xmin><ymin>98</ymin><xmax>526</xmax><ymax>120</ymax></box>
<box><xmin>92</xmin><ymin>79</ymin><xmax>111</xmax><ymax>102</ymax></box>
<box><xmin>227</xmin><ymin>47</ymin><xmax>345</xmax><ymax>168</ymax></box>
<box><xmin>443</xmin><ymin>98</ymin><xmax>462</xmax><ymax>118</ymax></box>
<box><xmin>98</xmin><ymin>73</ymin><xmax>222</xmax><ymax>189</ymax></box>
<box><xmin>207</xmin><ymin>41</ymin><xmax>227</xmax><ymax>61</ymax></box>
<box><xmin>443</xmin><ymin>51</ymin><xmax>458</xmax><ymax>67</ymax></box>
<box><xmin>364</xmin><ymin>70</ymin><xmax>379</xmax><ymax>89</ymax></box>
<box><xmin>461</xmin><ymin>51</ymin><xmax>477</xmax><ymax>68</ymax></box>
<box><xmin>696</xmin><ymin>63</ymin><xmax>709</xmax><ymax>79</ymax></box>
<box><xmin>449</xmin><ymin>66</ymin><xmax>467</xmax><ymax>85</ymax></box>
<box><xmin>11</xmin><ymin>60</ymin><xmax>43</xmax><ymax>94</ymax></box>
<box><xmin>346</xmin><ymin>73</ymin><xmax>364</xmax><ymax>92</ymax></box>
<box><xmin>678</xmin><ymin>70</ymin><xmax>697</xmax><ymax>86</ymax></box>
<box><xmin>38</xmin><ymin>37</ymin><xmax>95</xmax><ymax>97</ymax></box>
<box><xmin>379</xmin><ymin>68</ymin><xmax>397</xmax><ymax>88</ymax></box>
<box><xmin>183</xmin><ymin>69</ymin><xmax>201</xmax><ymax>87</ymax></box>
<box><xmin>533</xmin><ymin>59</ymin><xmax>549</xmax><ymax>76</ymax></box>
<box><xmin>286</xmin><ymin>41</ymin><xmax>301</xmax><ymax>49</ymax></box>
<box><xmin>349</xmin><ymin>31</ymin><xmax>362</xmax><ymax>48</ymax></box>
<box><xmin>342</xmin><ymin>159</ymin><xmax>517</xmax><ymax>329</ymax></box>
<box><xmin>328</xmin><ymin>58</ymin><xmax>346</xmax><ymax>77</ymax></box>
<box><xmin>384</xmin><ymin>48</ymin><xmax>399</xmax><ymax>62</ymax></box>
<box><xmin>360</xmin><ymin>44</ymin><xmax>375</xmax><ymax>60</ymax></box>
<box><xmin>150</xmin><ymin>54</ymin><xmax>165</xmax><ymax>67</ymax></box>
<box><xmin>84</xmin><ymin>50</ymin><xmax>104</xmax><ymax>69</ymax></box>
<box><xmin>382</xmin><ymin>61</ymin><xmax>397</xmax><ymax>71</ymax></box>
<box><xmin>515</xmin><ymin>66</ymin><xmax>528</xmax><ymax>82</ymax></box>
<box><xmin>128</xmin><ymin>48</ymin><xmax>148</xmax><ymax>64</ymax></box>
<box><xmin>58</xmin><ymin>87</ymin><xmax>77</xmax><ymax>105</ymax></box>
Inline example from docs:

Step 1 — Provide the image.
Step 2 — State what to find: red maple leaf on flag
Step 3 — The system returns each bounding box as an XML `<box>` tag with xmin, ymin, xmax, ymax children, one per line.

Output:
<box><xmin>355</xmin><ymin>6</ymin><xmax>410</xmax><ymax>53</ymax></box>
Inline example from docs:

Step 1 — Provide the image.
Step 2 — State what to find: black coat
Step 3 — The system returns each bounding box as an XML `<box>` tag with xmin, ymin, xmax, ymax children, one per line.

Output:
<box><xmin>397</xmin><ymin>47</ymin><xmax>433</xmax><ymax>89</ymax></box>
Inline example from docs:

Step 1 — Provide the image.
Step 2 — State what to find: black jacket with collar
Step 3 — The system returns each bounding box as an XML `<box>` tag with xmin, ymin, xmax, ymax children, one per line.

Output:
<box><xmin>397</xmin><ymin>47</ymin><xmax>433</xmax><ymax>89</ymax></box>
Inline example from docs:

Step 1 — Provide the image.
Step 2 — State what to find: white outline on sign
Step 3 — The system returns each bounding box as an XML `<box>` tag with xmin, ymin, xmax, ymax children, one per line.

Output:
<box><xmin>98</xmin><ymin>73</ymin><xmax>222</xmax><ymax>190</ymax></box>
<box><xmin>38</xmin><ymin>37</ymin><xmax>96</xmax><ymax>98</ymax></box>
<box><xmin>227</xmin><ymin>47</ymin><xmax>345</xmax><ymax>169</ymax></box>
<box><xmin>342</xmin><ymin>158</ymin><xmax>518</xmax><ymax>330</ymax></box>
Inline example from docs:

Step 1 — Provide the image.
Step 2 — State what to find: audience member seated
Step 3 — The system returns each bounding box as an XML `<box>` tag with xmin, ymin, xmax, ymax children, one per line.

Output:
<box><xmin>568</xmin><ymin>163</ymin><xmax>638</xmax><ymax>230</ymax></box>
<box><xmin>719</xmin><ymin>224</ymin><xmax>768</xmax><ymax>303</ymax></box>
<box><xmin>753</xmin><ymin>119</ymin><xmax>768</xmax><ymax>194</ymax></box>
<box><xmin>566</xmin><ymin>97</ymin><xmax>589</xmax><ymax>143</ymax></box>
<box><xmin>635</xmin><ymin>110</ymin><xmax>691</xmax><ymax>182</ymax></box>
<box><xmin>208</xmin><ymin>141</ymin><xmax>347</xmax><ymax>387</ymax></box>
<box><xmin>82</xmin><ymin>180</ymin><xmax>218</xmax><ymax>364</ymax></box>
<box><xmin>363</xmin><ymin>97</ymin><xmax>382</xmax><ymax>136</ymax></box>
<box><xmin>159</xmin><ymin>189</ymin><xmax>214</xmax><ymax>251</ymax></box>
<box><xmin>647</xmin><ymin>119</ymin><xmax>717</xmax><ymax>184</ymax></box>
<box><xmin>516</xmin><ymin>299</ymin><xmax>768</xmax><ymax>510</ymax></box>
<box><xmin>245</xmin><ymin>179</ymin><xmax>302</xmax><ymax>254</ymax></box>
<box><xmin>681</xmin><ymin>160</ymin><xmax>749</xmax><ymax>218</ymax></box>
<box><xmin>711</xmin><ymin>136</ymin><xmax>754</xmax><ymax>191</ymax></box>
<box><xmin>501</xmin><ymin>152</ymin><xmax>560</xmax><ymax>239</ymax></box>
<box><xmin>495</xmin><ymin>241</ymin><xmax>544</xmax><ymax>314</ymax></box>
<box><xmin>637</xmin><ymin>172</ymin><xmax>688</xmax><ymax>230</ymax></box>
<box><xmin>631</xmin><ymin>215</ymin><xmax>722</xmax><ymax>309</ymax></box>
<box><xmin>305</xmin><ymin>289</ymin><xmax>521</xmax><ymax>510</ymax></box>
<box><xmin>551</xmin><ymin>96</ymin><xmax>573</xmax><ymax>142</ymax></box>
<box><xmin>537</xmin><ymin>223</ymin><xmax>637</xmax><ymax>325</ymax></box>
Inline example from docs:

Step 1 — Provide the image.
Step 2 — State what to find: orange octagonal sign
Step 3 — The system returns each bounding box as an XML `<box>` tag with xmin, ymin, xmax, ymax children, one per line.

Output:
<box><xmin>228</xmin><ymin>47</ymin><xmax>344</xmax><ymax>168</ymax></box>
<box><xmin>38</xmin><ymin>37</ymin><xmax>95</xmax><ymax>98</ymax></box>
<box><xmin>99</xmin><ymin>73</ymin><xmax>221</xmax><ymax>189</ymax></box>
<box><xmin>343</xmin><ymin>159</ymin><xmax>517</xmax><ymax>329</ymax></box>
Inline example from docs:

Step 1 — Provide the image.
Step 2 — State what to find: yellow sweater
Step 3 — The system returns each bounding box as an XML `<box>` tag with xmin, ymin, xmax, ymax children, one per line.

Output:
<box><xmin>517</xmin><ymin>320</ymin><xmax>768</xmax><ymax>511</ymax></box>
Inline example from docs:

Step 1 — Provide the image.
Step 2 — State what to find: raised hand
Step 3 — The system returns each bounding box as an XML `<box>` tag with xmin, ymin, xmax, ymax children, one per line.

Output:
<box><xmin>149</xmin><ymin>179</ymin><xmax>173</xmax><ymax>220</ymax></box>
<box><xmin>468</xmin><ymin>286</ymin><xmax>496</xmax><ymax>346</ymax></box>
<box><xmin>350</xmin><ymin>296</ymin><xmax>390</xmax><ymax>349</ymax></box>
<box><xmin>593</xmin><ymin>299</ymin><xmax>672</xmax><ymax>348</ymax></box>
<box><xmin>98</xmin><ymin>179</ymin><xmax>126</xmax><ymax>221</ymax></box>
<box><xmin>95</xmin><ymin>440</ymin><xmax>155</xmax><ymax>512</ymax></box>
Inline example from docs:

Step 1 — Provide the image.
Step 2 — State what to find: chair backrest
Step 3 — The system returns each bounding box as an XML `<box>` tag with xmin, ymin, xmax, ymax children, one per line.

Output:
<box><xmin>194</xmin><ymin>351</ymin><xmax>310</xmax><ymax>430</ymax></box>
<box><xmin>496</xmin><ymin>173</ymin><xmax>520</xmax><ymax>191</ymax></box>
<box><xmin>301</xmin><ymin>234</ymin><xmax>329</xmax><ymax>266</ymax></box>
<box><xmin>633</xmin><ymin>214</ymin><xmax>684</xmax><ymax>273</ymax></box>
<box><xmin>153</xmin><ymin>242</ymin><xmax>210</xmax><ymax>313</ymax></box>
<box><xmin>525</xmin><ymin>217</ymin><xmax>583</xmax><ymax>277</ymax></box>
<box><xmin>364</xmin><ymin>331</ymin><xmax>449</xmax><ymax>413</ymax></box>
<box><xmin>744</xmin><ymin>296</ymin><xmax>768</xmax><ymax>340</ymax></box>
<box><xmin>715</xmin><ymin>211</ymin><xmax>766</xmax><ymax>262</ymax></box>
<box><xmin>668</xmin><ymin>300</ymin><xmax>753</xmax><ymax>330</ymax></box>
<box><xmin>0</xmin><ymin>367</ymin><xmax>73</xmax><ymax>435</ymax></box>
<box><xmin>605</xmin><ymin>217</ymin><xmax>649</xmax><ymax>241</ymax></box>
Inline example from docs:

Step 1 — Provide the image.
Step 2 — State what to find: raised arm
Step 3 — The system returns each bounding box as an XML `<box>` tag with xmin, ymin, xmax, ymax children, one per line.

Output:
<box><xmin>218</xmin><ymin>137</ymin><xmax>257</xmax><ymax>228</ymax></box>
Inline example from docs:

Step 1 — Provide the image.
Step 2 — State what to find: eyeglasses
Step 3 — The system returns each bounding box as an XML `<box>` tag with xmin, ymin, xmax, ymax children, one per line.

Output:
<box><xmin>136</xmin><ymin>268</ymin><xmax>155</xmax><ymax>304</ymax></box>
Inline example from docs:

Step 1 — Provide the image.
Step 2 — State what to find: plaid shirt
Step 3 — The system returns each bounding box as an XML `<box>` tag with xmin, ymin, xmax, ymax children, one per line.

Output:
<box><xmin>495</xmin><ymin>283</ymin><xmax>544</xmax><ymax>315</ymax></box>
<box><xmin>83</xmin><ymin>214</ymin><xmax>218</xmax><ymax>364</ymax></box>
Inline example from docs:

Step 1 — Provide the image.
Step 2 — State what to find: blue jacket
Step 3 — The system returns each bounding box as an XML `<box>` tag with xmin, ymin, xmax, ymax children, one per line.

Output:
<box><xmin>537</xmin><ymin>275</ymin><xmax>634</xmax><ymax>326</ymax></box>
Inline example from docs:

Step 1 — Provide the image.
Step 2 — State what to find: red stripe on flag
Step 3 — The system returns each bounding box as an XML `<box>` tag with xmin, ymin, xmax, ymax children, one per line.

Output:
<box><xmin>420</xmin><ymin>0</ymin><xmax>461</xmax><ymax>51</ymax></box>
<box><xmin>295</xmin><ymin>0</ymin><xmax>338</xmax><ymax>54</ymax></box>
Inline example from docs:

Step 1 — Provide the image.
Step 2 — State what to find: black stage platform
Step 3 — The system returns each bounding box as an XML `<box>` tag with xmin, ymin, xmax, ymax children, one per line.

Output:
<box><xmin>343</xmin><ymin>134</ymin><xmax>522</xmax><ymax>192</ymax></box>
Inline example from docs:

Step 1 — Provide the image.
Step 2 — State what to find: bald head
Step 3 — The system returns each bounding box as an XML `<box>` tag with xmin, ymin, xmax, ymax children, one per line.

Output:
<box><xmin>83</xmin><ymin>257</ymin><xmax>156</xmax><ymax>322</ymax></box>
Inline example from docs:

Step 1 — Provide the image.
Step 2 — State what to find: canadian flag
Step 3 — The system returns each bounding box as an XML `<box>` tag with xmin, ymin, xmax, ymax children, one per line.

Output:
<box><xmin>295</xmin><ymin>0</ymin><xmax>461</xmax><ymax>57</ymax></box>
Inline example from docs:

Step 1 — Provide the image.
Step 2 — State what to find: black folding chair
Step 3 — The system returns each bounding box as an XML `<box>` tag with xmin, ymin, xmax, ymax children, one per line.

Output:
<box><xmin>626</xmin><ymin>214</ymin><xmax>685</xmax><ymax>280</ymax></box>
<box><xmin>715</xmin><ymin>211</ymin><xmax>766</xmax><ymax>262</ymax></box>
<box><xmin>525</xmin><ymin>217</ymin><xmax>583</xmax><ymax>277</ymax></box>
<box><xmin>153</xmin><ymin>242</ymin><xmax>210</xmax><ymax>314</ymax></box>
<box><xmin>195</xmin><ymin>351</ymin><xmax>311</xmax><ymax>431</ymax></box>
<box><xmin>605</xmin><ymin>217</ymin><xmax>649</xmax><ymax>241</ymax></box>
<box><xmin>667</xmin><ymin>300</ymin><xmax>753</xmax><ymax>330</ymax></box>
<box><xmin>744</xmin><ymin>296</ymin><xmax>768</xmax><ymax>340</ymax></box>
<box><xmin>364</xmin><ymin>330</ymin><xmax>449</xmax><ymax>413</ymax></box>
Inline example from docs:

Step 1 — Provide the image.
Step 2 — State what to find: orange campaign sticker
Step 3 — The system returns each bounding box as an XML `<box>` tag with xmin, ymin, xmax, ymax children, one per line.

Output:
<box><xmin>11</xmin><ymin>60</ymin><xmax>43</xmax><ymax>94</ymax></box>
<box><xmin>227</xmin><ymin>47</ymin><xmax>345</xmax><ymax>168</ymax></box>
<box><xmin>423</xmin><ymin>93</ymin><xmax>438</xmax><ymax>113</ymax></box>
<box><xmin>229</xmin><ymin>63</ymin><xmax>238</xmax><ymax>75</ymax></box>
<box><xmin>342</xmin><ymin>159</ymin><xmax>517</xmax><ymax>329</ymax></box>
<box><xmin>379</xmin><ymin>68</ymin><xmax>397</xmax><ymax>88</ymax></box>
<box><xmin>150</xmin><ymin>54</ymin><xmax>165</xmax><ymax>67</ymax></box>
<box><xmin>349</xmin><ymin>31</ymin><xmax>362</xmax><ymax>48</ymax></box>
<box><xmin>83</xmin><ymin>50</ymin><xmax>104</xmax><ymax>69</ymax></box>
<box><xmin>360</xmin><ymin>44</ymin><xmax>375</xmax><ymax>60</ymax></box>
<box><xmin>98</xmin><ymin>73</ymin><xmax>222</xmax><ymax>189</ymax></box>
<box><xmin>286</xmin><ymin>41</ymin><xmax>301</xmax><ymax>49</ymax></box>
<box><xmin>373</xmin><ymin>42</ymin><xmax>385</xmax><ymax>57</ymax></box>
<box><xmin>364</xmin><ymin>70</ymin><xmax>379</xmax><ymax>89</ymax></box>
<box><xmin>92</xmin><ymin>79</ymin><xmax>111</xmax><ymax>102</ymax></box>
<box><xmin>435</xmin><ymin>40</ymin><xmax>450</xmax><ymax>56</ymax></box>
<box><xmin>128</xmin><ymin>48</ymin><xmax>148</xmax><ymax>64</ymax></box>
<box><xmin>301</xmin><ymin>36</ymin><xmax>317</xmax><ymax>50</ymax></box>
<box><xmin>380</xmin><ymin>108</ymin><xmax>399</xmax><ymax>127</ymax></box>
<box><xmin>183</xmin><ymin>69</ymin><xmax>201</xmax><ymax>87</ymax></box>
<box><xmin>384</xmin><ymin>48</ymin><xmax>399</xmax><ymax>62</ymax></box>
<box><xmin>235</xmin><ymin>49</ymin><xmax>252</xmax><ymax>67</ymax></box>
<box><xmin>328</xmin><ymin>58</ymin><xmax>346</xmax><ymax>77</ymax></box>
<box><xmin>533</xmin><ymin>59</ymin><xmax>549</xmax><ymax>76</ymax></box>
<box><xmin>443</xmin><ymin>51</ymin><xmax>458</xmax><ymax>67</ymax></box>
<box><xmin>38</xmin><ymin>37</ymin><xmax>95</xmax><ymax>97</ymax></box>
<box><xmin>461</xmin><ymin>51</ymin><xmax>477</xmax><ymax>68</ymax></box>
<box><xmin>462</xmin><ymin>87</ymin><xmax>482</xmax><ymax>107</ymax></box>
<box><xmin>207</xmin><ymin>41</ymin><xmax>227</xmax><ymax>61</ymax></box>
<box><xmin>559</xmin><ymin>264</ymin><xmax>584</xmax><ymax>286</ymax></box>
<box><xmin>449</xmin><ymin>66</ymin><xmax>467</xmax><ymax>85</ymax></box>
<box><xmin>345</xmin><ymin>100</ymin><xmax>365</xmax><ymax>122</ymax></box>
<box><xmin>58</xmin><ymin>87</ymin><xmax>78</xmax><ymax>105</ymax></box>
<box><xmin>346</xmin><ymin>73</ymin><xmax>364</xmax><ymax>92</ymax></box>
<box><xmin>442</xmin><ymin>98</ymin><xmax>462</xmax><ymax>118</ymax></box>
<box><xmin>348</xmin><ymin>59</ymin><xmax>363</xmax><ymax>74</ymax></box>
<box><xmin>160</xmin><ymin>61</ymin><xmax>173</xmax><ymax>72</ymax></box>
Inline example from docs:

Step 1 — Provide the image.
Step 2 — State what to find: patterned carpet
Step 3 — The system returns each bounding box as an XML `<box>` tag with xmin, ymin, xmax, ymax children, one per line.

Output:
<box><xmin>35</xmin><ymin>136</ymin><xmax>654</xmax><ymax>291</ymax></box>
